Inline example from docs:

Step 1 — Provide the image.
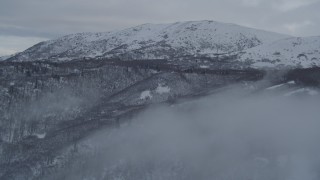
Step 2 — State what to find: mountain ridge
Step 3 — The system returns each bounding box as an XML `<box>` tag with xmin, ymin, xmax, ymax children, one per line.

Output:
<box><xmin>7</xmin><ymin>20</ymin><xmax>290</xmax><ymax>62</ymax></box>
<box><xmin>239</xmin><ymin>36</ymin><xmax>320</xmax><ymax>68</ymax></box>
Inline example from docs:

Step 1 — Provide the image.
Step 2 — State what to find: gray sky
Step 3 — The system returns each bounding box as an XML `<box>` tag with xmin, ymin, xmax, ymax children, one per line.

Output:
<box><xmin>0</xmin><ymin>0</ymin><xmax>319</xmax><ymax>56</ymax></box>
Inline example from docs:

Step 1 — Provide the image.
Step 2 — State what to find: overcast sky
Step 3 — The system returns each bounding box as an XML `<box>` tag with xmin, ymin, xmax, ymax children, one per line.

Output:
<box><xmin>0</xmin><ymin>0</ymin><xmax>319</xmax><ymax>56</ymax></box>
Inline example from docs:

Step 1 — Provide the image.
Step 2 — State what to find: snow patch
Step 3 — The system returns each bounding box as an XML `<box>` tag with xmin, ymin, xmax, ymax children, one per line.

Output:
<box><xmin>140</xmin><ymin>90</ymin><xmax>152</xmax><ymax>100</ymax></box>
<box><xmin>284</xmin><ymin>88</ymin><xmax>318</xmax><ymax>97</ymax></box>
<box><xmin>266</xmin><ymin>81</ymin><xmax>296</xmax><ymax>90</ymax></box>
<box><xmin>287</xmin><ymin>81</ymin><xmax>295</xmax><ymax>84</ymax></box>
<box><xmin>199</xmin><ymin>65</ymin><xmax>209</xmax><ymax>69</ymax></box>
<box><xmin>34</xmin><ymin>133</ymin><xmax>46</xmax><ymax>139</ymax></box>
<box><xmin>266</xmin><ymin>84</ymin><xmax>285</xmax><ymax>90</ymax></box>
<box><xmin>155</xmin><ymin>84</ymin><xmax>170</xmax><ymax>94</ymax></box>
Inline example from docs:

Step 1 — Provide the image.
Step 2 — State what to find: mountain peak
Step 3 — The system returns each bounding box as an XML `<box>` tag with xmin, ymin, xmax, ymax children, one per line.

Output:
<box><xmin>8</xmin><ymin>20</ymin><xmax>290</xmax><ymax>62</ymax></box>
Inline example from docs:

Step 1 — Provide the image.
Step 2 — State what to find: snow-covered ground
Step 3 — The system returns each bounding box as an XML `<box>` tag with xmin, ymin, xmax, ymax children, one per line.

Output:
<box><xmin>9</xmin><ymin>20</ymin><xmax>289</xmax><ymax>62</ymax></box>
<box><xmin>34</xmin><ymin>133</ymin><xmax>46</xmax><ymax>139</ymax></box>
<box><xmin>5</xmin><ymin>20</ymin><xmax>320</xmax><ymax>69</ymax></box>
<box><xmin>140</xmin><ymin>90</ymin><xmax>152</xmax><ymax>100</ymax></box>
<box><xmin>265</xmin><ymin>81</ymin><xmax>295</xmax><ymax>90</ymax></box>
<box><xmin>240</xmin><ymin>36</ymin><xmax>320</xmax><ymax>68</ymax></box>
<box><xmin>155</xmin><ymin>84</ymin><xmax>170</xmax><ymax>94</ymax></box>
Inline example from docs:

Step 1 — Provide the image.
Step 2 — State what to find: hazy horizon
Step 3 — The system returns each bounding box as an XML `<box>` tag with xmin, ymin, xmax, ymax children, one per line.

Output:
<box><xmin>1</xmin><ymin>0</ymin><xmax>320</xmax><ymax>56</ymax></box>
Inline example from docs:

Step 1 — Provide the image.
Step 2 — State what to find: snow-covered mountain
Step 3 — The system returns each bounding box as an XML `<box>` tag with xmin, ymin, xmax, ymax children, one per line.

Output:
<box><xmin>240</xmin><ymin>36</ymin><xmax>320</xmax><ymax>68</ymax></box>
<box><xmin>6</xmin><ymin>20</ymin><xmax>320</xmax><ymax>69</ymax></box>
<box><xmin>2</xmin><ymin>20</ymin><xmax>320</xmax><ymax>180</ymax></box>
<box><xmin>0</xmin><ymin>53</ymin><xmax>18</xmax><ymax>61</ymax></box>
<box><xmin>8</xmin><ymin>20</ymin><xmax>289</xmax><ymax>62</ymax></box>
<box><xmin>0</xmin><ymin>55</ymin><xmax>12</xmax><ymax>61</ymax></box>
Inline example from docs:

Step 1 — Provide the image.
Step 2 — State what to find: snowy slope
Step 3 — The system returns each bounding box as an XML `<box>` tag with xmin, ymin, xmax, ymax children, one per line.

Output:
<box><xmin>8</xmin><ymin>20</ymin><xmax>289</xmax><ymax>62</ymax></box>
<box><xmin>0</xmin><ymin>55</ymin><xmax>13</xmax><ymax>61</ymax></box>
<box><xmin>240</xmin><ymin>36</ymin><xmax>320</xmax><ymax>68</ymax></box>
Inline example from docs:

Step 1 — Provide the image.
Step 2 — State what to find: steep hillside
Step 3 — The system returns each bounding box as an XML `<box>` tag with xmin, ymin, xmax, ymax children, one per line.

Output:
<box><xmin>0</xmin><ymin>59</ymin><xmax>265</xmax><ymax>179</ymax></box>
<box><xmin>8</xmin><ymin>20</ymin><xmax>289</xmax><ymax>62</ymax></box>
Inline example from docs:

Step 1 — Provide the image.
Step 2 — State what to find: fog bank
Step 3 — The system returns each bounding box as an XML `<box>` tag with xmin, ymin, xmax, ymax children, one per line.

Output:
<box><xmin>59</xmin><ymin>88</ymin><xmax>320</xmax><ymax>180</ymax></box>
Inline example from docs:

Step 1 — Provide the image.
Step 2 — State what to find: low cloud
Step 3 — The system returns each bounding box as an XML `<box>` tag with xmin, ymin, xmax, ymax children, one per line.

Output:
<box><xmin>272</xmin><ymin>0</ymin><xmax>318</xmax><ymax>12</ymax></box>
<box><xmin>57</xmin><ymin>88</ymin><xmax>320</xmax><ymax>179</ymax></box>
<box><xmin>283</xmin><ymin>20</ymin><xmax>315</xmax><ymax>35</ymax></box>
